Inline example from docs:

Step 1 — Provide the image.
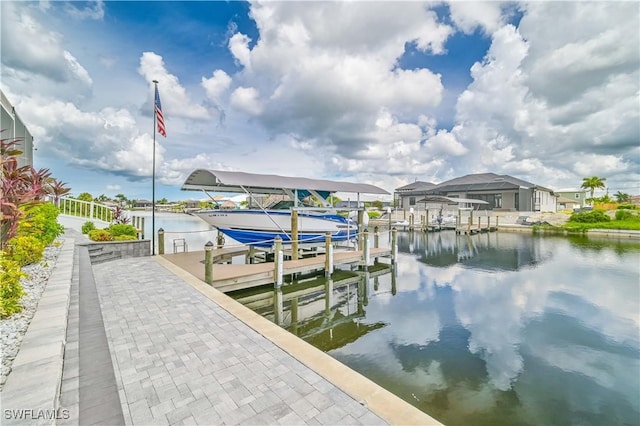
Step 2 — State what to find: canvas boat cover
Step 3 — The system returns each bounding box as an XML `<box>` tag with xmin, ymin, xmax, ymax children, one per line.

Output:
<box><xmin>182</xmin><ymin>169</ymin><xmax>389</xmax><ymax>195</ymax></box>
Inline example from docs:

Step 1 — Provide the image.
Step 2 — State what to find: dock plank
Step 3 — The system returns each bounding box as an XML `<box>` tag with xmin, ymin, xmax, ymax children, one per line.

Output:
<box><xmin>162</xmin><ymin>246</ymin><xmax>392</xmax><ymax>292</ymax></box>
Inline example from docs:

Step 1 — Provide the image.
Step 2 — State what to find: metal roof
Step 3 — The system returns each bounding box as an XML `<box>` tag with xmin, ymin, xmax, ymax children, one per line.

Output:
<box><xmin>181</xmin><ymin>169</ymin><xmax>389</xmax><ymax>195</ymax></box>
<box><xmin>417</xmin><ymin>195</ymin><xmax>489</xmax><ymax>205</ymax></box>
<box><xmin>419</xmin><ymin>173</ymin><xmax>554</xmax><ymax>194</ymax></box>
<box><xmin>395</xmin><ymin>181</ymin><xmax>436</xmax><ymax>192</ymax></box>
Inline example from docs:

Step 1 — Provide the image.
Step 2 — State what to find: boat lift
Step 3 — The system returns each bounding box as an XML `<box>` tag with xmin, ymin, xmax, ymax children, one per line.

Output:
<box><xmin>181</xmin><ymin>169</ymin><xmax>389</xmax><ymax>256</ymax></box>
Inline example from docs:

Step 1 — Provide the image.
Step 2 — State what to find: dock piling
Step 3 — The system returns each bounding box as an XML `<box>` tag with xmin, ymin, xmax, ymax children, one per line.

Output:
<box><xmin>363</xmin><ymin>229</ymin><xmax>370</xmax><ymax>269</ymax></box>
<box><xmin>274</xmin><ymin>236</ymin><xmax>283</xmax><ymax>288</ymax></box>
<box><xmin>291</xmin><ymin>210</ymin><xmax>299</xmax><ymax>260</ymax></box>
<box><xmin>204</xmin><ymin>241</ymin><xmax>213</xmax><ymax>285</ymax></box>
<box><xmin>324</xmin><ymin>233</ymin><xmax>333</xmax><ymax>278</ymax></box>
<box><xmin>158</xmin><ymin>228</ymin><xmax>165</xmax><ymax>255</ymax></box>
<box><xmin>391</xmin><ymin>227</ymin><xmax>397</xmax><ymax>264</ymax></box>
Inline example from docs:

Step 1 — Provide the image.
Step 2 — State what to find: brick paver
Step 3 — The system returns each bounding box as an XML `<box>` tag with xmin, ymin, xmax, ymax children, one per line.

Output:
<box><xmin>91</xmin><ymin>257</ymin><xmax>389</xmax><ymax>425</ymax></box>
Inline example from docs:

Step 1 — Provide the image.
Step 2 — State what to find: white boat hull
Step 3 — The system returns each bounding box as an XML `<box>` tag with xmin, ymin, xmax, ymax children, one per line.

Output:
<box><xmin>194</xmin><ymin>210</ymin><xmax>358</xmax><ymax>247</ymax></box>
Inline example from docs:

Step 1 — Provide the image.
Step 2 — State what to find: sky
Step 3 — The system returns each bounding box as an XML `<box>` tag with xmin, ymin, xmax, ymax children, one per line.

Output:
<box><xmin>1</xmin><ymin>0</ymin><xmax>639</xmax><ymax>202</ymax></box>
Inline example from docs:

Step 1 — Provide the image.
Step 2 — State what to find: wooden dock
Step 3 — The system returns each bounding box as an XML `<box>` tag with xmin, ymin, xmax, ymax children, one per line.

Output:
<box><xmin>162</xmin><ymin>247</ymin><xmax>392</xmax><ymax>293</ymax></box>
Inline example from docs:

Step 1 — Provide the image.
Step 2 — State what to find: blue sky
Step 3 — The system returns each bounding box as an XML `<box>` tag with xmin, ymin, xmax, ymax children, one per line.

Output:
<box><xmin>2</xmin><ymin>1</ymin><xmax>638</xmax><ymax>202</ymax></box>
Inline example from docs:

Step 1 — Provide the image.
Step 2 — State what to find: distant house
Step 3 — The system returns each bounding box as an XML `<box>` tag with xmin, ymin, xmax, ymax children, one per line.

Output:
<box><xmin>555</xmin><ymin>190</ymin><xmax>588</xmax><ymax>208</ymax></box>
<box><xmin>556</xmin><ymin>196</ymin><xmax>581</xmax><ymax>211</ymax></box>
<box><xmin>395</xmin><ymin>173</ymin><xmax>557</xmax><ymax>212</ymax></box>
<box><xmin>394</xmin><ymin>181</ymin><xmax>437</xmax><ymax>209</ymax></box>
<box><xmin>134</xmin><ymin>199</ymin><xmax>153</xmax><ymax>209</ymax></box>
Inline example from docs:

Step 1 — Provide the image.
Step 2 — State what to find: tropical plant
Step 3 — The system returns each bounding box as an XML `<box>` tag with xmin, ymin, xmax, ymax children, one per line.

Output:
<box><xmin>580</xmin><ymin>176</ymin><xmax>607</xmax><ymax>199</ymax></box>
<box><xmin>88</xmin><ymin>229</ymin><xmax>113</xmax><ymax>241</ymax></box>
<box><xmin>6</xmin><ymin>235</ymin><xmax>46</xmax><ymax>266</ymax></box>
<box><xmin>95</xmin><ymin>194</ymin><xmax>109</xmax><ymax>202</ymax></box>
<box><xmin>614</xmin><ymin>191</ymin><xmax>630</xmax><ymax>203</ymax></box>
<box><xmin>114</xmin><ymin>193</ymin><xmax>128</xmax><ymax>206</ymax></box>
<box><xmin>47</xmin><ymin>179</ymin><xmax>70</xmax><ymax>203</ymax></box>
<box><xmin>569</xmin><ymin>210</ymin><xmax>611</xmax><ymax>223</ymax></box>
<box><xmin>81</xmin><ymin>221</ymin><xmax>96</xmax><ymax>234</ymax></box>
<box><xmin>16</xmin><ymin>203</ymin><xmax>64</xmax><ymax>246</ymax></box>
<box><xmin>76</xmin><ymin>192</ymin><xmax>93</xmax><ymax>202</ymax></box>
<box><xmin>1</xmin><ymin>139</ymin><xmax>41</xmax><ymax>248</ymax></box>
<box><xmin>106</xmin><ymin>223</ymin><xmax>137</xmax><ymax>237</ymax></box>
<box><xmin>0</xmin><ymin>252</ymin><xmax>26</xmax><ymax>318</ymax></box>
<box><xmin>112</xmin><ymin>205</ymin><xmax>130</xmax><ymax>224</ymax></box>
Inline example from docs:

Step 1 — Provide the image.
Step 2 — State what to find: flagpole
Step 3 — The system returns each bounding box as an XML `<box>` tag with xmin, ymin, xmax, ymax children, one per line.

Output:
<box><xmin>152</xmin><ymin>80</ymin><xmax>158</xmax><ymax>256</ymax></box>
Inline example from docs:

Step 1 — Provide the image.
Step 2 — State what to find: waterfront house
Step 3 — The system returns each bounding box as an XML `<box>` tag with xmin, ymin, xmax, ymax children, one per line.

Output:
<box><xmin>394</xmin><ymin>181</ymin><xmax>437</xmax><ymax>209</ymax></box>
<box><xmin>395</xmin><ymin>173</ymin><xmax>557</xmax><ymax>213</ymax></box>
<box><xmin>555</xmin><ymin>189</ymin><xmax>589</xmax><ymax>208</ymax></box>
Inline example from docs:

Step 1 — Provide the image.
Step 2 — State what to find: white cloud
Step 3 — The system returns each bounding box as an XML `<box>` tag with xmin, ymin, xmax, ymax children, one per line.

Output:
<box><xmin>448</xmin><ymin>1</ymin><xmax>507</xmax><ymax>35</ymax></box>
<box><xmin>230</xmin><ymin>86</ymin><xmax>263</xmax><ymax>115</ymax></box>
<box><xmin>0</xmin><ymin>2</ymin><xmax>92</xmax><ymax>87</ymax></box>
<box><xmin>138</xmin><ymin>52</ymin><xmax>210</xmax><ymax>120</ymax></box>
<box><xmin>201</xmin><ymin>70</ymin><xmax>232</xmax><ymax>102</ymax></box>
<box><xmin>64</xmin><ymin>0</ymin><xmax>104</xmax><ymax>20</ymax></box>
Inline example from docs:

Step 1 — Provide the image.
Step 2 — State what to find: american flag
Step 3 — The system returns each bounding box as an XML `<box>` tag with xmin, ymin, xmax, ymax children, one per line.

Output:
<box><xmin>155</xmin><ymin>86</ymin><xmax>166</xmax><ymax>137</ymax></box>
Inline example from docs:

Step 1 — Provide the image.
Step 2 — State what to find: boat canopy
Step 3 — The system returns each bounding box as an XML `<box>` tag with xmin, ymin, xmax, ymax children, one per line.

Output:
<box><xmin>181</xmin><ymin>169</ymin><xmax>389</xmax><ymax>196</ymax></box>
<box><xmin>417</xmin><ymin>195</ymin><xmax>489</xmax><ymax>205</ymax></box>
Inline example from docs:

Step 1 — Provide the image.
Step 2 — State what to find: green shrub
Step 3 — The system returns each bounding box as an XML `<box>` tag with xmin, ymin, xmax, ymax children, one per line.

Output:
<box><xmin>88</xmin><ymin>229</ymin><xmax>113</xmax><ymax>241</ymax></box>
<box><xmin>16</xmin><ymin>203</ymin><xmax>64</xmax><ymax>246</ymax></box>
<box><xmin>569</xmin><ymin>210</ymin><xmax>611</xmax><ymax>223</ymax></box>
<box><xmin>0</xmin><ymin>252</ymin><xmax>26</xmax><ymax>318</ymax></box>
<box><xmin>113</xmin><ymin>235</ymin><xmax>138</xmax><ymax>241</ymax></box>
<box><xmin>615</xmin><ymin>209</ymin><xmax>633</xmax><ymax>221</ymax></box>
<box><xmin>82</xmin><ymin>221</ymin><xmax>96</xmax><ymax>234</ymax></box>
<box><xmin>617</xmin><ymin>204</ymin><xmax>635</xmax><ymax>210</ymax></box>
<box><xmin>367</xmin><ymin>211</ymin><xmax>381</xmax><ymax>219</ymax></box>
<box><xmin>107</xmin><ymin>224</ymin><xmax>137</xmax><ymax>237</ymax></box>
<box><xmin>6</xmin><ymin>235</ymin><xmax>45</xmax><ymax>266</ymax></box>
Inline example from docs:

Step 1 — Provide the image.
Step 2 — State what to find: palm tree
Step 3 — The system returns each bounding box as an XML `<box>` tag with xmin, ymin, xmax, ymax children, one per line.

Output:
<box><xmin>581</xmin><ymin>176</ymin><xmax>607</xmax><ymax>199</ymax></box>
<box><xmin>614</xmin><ymin>191</ymin><xmax>630</xmax><ymax>203</ymax></box>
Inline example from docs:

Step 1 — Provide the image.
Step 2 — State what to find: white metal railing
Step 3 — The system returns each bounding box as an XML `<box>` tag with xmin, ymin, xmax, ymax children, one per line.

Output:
<box><xmin>54</xmin><ymin>197</ymin><xmax>114</xmax><ymax>222</ymax></box>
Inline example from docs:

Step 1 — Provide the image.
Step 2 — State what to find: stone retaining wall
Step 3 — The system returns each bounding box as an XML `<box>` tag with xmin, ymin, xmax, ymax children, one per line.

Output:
<box><xmin>82</xmin><ymin>240</ymin><xmax>151</xmax><ymax>258</ymax></box>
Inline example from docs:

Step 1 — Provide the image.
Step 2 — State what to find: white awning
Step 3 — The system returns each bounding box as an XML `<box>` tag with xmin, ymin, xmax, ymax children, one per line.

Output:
<box><xmin>181</xmin><ymin>169</ymin><xmax>389</xmax><ymax>195</ymax></box>
<box><xmin>417</xmin><ymin>195</ymin><xmax>489</xmax><ymax>204</ymax></box>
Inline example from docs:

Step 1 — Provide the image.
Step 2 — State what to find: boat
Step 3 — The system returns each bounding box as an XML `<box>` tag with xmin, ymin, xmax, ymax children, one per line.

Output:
<box><xmin>182</xmin><ymin>169</ymin><xmax>388</xmax><ymax>248</ymax></box>
<box><xmin>192</xmin><ymin>209</ymin><xmax>358</xmax><ymax>246</ymax></box>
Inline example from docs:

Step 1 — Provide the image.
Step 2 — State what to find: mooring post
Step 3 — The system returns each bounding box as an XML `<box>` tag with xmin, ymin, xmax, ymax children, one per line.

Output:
<box><xmin>387</xmin><ymin>207</ymin><xmax>392</xmax><ymax>230</ymax></box>
<box><xmin>357</xmin><ymin>209</ymin><xmax>365</xmax><ymax>251</ymax></box>
<box><xmin>374</xmin><ymin>226</ymin><xmax>379</xmax><ymax>263</ymax></box>
<box><xmin>496</xmin><ymin>216</ymin><xmax>499</xmax><ymax>229</ymax></box>
<box><xmin>140</xmin><ymin>217</ymin><xmax>145</xmax><ymax>239</ymax></box>
<box><xmin>245</xmin><ymin>245</ymin><xmax>255</xmax><ymax>264</ymax></box>
<box><xmin>274</xmin><ymin>236</ymin><xmax>283</xmax><ymax>288</ymax></box>
<box><xmin>478</xmin><ymin>215</ymin><xmax>481</xmax><ymax>231</ymax></box>
<box><xmin>216</xmin><ymin>230</ymin><xmax>224</xmax><ymax>249</ymax></box>
<box><xmin>204</xmin><ymin>241</ymin><xmax>214</xmax><ymax>285</ymax></box>
<box><xmin>363</xmin><ymin>229</ymin><xmax>370</xmax><ymax>269</ymax></box>
<box><xmin>324</xmin><ymin>232</ymin><xmax>333</xmax><ymax>278</ymax></box>
<box><xmin>467</xmin><ymin>216</ymin><xmax>472</xmax><ymax>234</ymax></box>
<box><xmin>158</xmin><ymin>228</ymin><xmax>165</xmax><ymax>255</ymax></box>
<box><xmin>391</xmin><ymin>227</ymin><xmax>398</xmax><ymax>264</ymax></box>
<box><xmin>291</xmin><ymin>210</ymin><xmax>299</xmax><ymax>260</ymax></box>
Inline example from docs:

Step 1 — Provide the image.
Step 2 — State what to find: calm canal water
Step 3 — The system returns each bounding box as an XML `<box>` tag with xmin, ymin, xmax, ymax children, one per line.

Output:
<box><xmin>139</xmin><ymin>213</ymin><xmax>640</xmax><ymax>425</ymax></box>
<box><xmin>237</xmin><ymin>230</ymin><xmax>640</xmax><ymax>426</ymax></box>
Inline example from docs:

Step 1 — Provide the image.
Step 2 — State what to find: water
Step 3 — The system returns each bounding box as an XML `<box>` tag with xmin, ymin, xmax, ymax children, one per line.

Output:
<box><xmin>130</xmin><ymin>211</ymin><xmax>220</xmax><ymax>253</ymax></box>
<box><xmin>136</xmin><ymin>212</ymin><xmax>640</xmax><ymax>424</ymax></box>
<box><xmin>234</xmin><ymin>230</ymin><xmax>640</xmax><ymax>426</ymax></box>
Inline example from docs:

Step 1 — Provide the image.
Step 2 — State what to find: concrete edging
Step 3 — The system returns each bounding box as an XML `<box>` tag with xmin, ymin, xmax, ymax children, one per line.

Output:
<box><xmin>1</xmin><ymin>238</ymin><xmax>75</xmax><ymax>425</ymax></box>
<box><xmin>155</xmin><ymin>255</ymin><xmax>443</xmax><ymax>426</ymax></box>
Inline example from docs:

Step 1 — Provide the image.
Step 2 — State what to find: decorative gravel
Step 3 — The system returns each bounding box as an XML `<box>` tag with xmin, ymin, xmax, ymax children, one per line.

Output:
<box><xmin>0</xmin><ymin>242</ymin><xmax>63</xmax><ymax>389</ymax></box>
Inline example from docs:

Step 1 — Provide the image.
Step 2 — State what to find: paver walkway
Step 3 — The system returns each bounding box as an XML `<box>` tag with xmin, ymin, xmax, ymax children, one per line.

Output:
<box><xmin>89</xmin><ymin>256</ymin><xmax>390</xmax><ymax>425</ymax></box>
